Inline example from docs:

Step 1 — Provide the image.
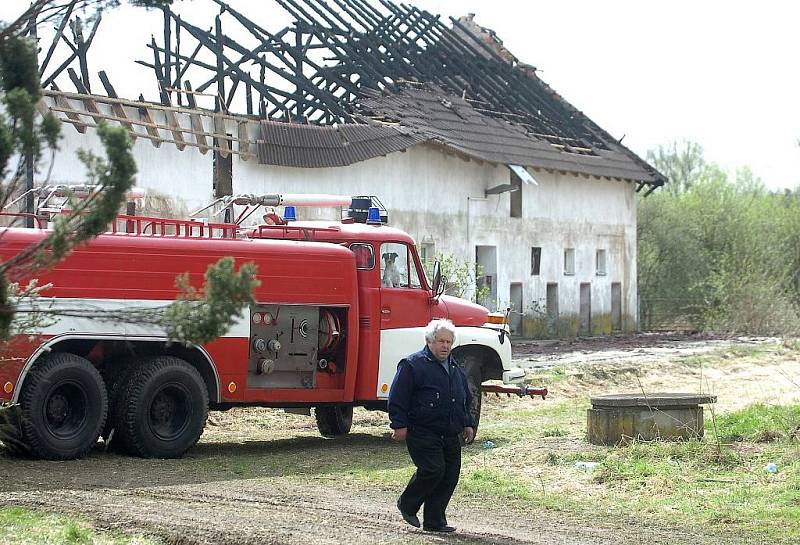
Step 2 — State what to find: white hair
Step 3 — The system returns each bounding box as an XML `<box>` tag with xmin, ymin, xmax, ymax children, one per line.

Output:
<box><xmin>424</xmin><ymin>319</ymin><xmax>456</xmax><ymax>343</ymax></box>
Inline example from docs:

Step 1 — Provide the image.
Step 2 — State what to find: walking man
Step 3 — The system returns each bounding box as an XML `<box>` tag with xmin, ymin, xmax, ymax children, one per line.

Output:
<box><xmin>388</xmin><ymin>319</ymin><xmax>476</xmax><ymax>533</ymax></box>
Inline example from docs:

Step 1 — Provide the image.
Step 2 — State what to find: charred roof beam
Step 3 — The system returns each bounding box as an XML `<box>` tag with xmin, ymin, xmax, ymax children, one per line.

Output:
<box><xmin>170</xmin><ymin>16</ymin><xmax>355</xmax><ymax>121</ymax></box>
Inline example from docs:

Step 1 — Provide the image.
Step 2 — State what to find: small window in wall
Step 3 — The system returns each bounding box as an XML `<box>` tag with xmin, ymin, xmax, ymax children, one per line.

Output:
<box><xmin>213</xmin><ymin>134</ymin><xmax>233</xmax><ymax>223</ymax></box>
<box><xmin>420</xmin><ymin>242</ymin><xmax>435</xmax><ymax>265</ymax></box>
<box><xmin>510</xmin><ymin>172</ymin><xmax>522</xmax><ymax>218</ymax></box>
<box><xmin>531</xmin><ymin>247</ymin><xmax>541</xmax><ymax>275</ymax></box>
<box><xmin>564</xmin><ymin>248</ymin><xmax>575</xmax><ymax>275</ymax></box>
<box><xmin>213</xmin><ymin>135</ymin><xmax>233</xmax><ymax>197</ymax></box>
<box><xmin>596</xmin><ymin>249</ymin><xmax>607</xmax><ymax>276</ymax></box>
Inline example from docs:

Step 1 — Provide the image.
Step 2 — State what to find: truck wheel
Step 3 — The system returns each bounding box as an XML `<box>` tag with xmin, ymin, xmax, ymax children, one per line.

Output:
<box><xmin>315</xmin><ymin>406</ymin><xmax>353</xmax><ymax>437</ymax></box>
<box><xmin>101</xmin><ymin>360</ymin><xmax>138</xmax><ymax>448</ymax></box>
<box><xmin>460</xmin><ymin>353</ymin><xmax>483</xmax><ymax>438</ymax></box>
<box><xmin>18</xmin><ymin>353</ymin><xmax>107</xmax><ymax>460</ymax></box>
<box><xmin>114</xmin><ymin>356</ymin><xmax>208</xmax><ymax>458</ymax></box>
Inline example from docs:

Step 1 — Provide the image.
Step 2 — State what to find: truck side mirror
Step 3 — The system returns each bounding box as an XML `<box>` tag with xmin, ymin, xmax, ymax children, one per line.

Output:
<box><xmin>431</xmin><ymin>261</ymin><xmax>445</xmax><ymax>298</ymax></box>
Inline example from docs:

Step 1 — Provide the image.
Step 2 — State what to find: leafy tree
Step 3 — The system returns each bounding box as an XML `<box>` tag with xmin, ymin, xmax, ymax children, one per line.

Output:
<box><xmin>639</xmin><ymin>141</ymin><xmax>800</xmax><ymax>334</ymax></box>
<box><xmin>646</xmin><ymin>140</ymin><xmax>708</xmax><ymax>194</ymax></box>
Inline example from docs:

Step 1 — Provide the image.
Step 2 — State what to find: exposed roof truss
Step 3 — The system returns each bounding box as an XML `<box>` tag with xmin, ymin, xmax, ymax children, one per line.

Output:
<box><xmin>139</xmin><ymin>0</ymin><xmax>613</xmax><ymax>152</ymax></box>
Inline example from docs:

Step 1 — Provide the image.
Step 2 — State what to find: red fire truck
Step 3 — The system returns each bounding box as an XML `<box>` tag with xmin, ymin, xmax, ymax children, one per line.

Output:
<box><xmin>0</xmin><ymin>195</ymin><xmax>541</xmax><ymax>460</ymax></box>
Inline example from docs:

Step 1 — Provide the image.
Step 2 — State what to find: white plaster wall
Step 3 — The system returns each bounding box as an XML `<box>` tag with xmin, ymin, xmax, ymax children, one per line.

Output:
<box><xmin>32</xmin><ymin>109</ymin><xmax>639</xmax><ymax>329</ymax></box>
<box><xmin>485</xmin><ymin>169</ymin><xmax>638</xmax><ymax>328</ymax></box>
<box><xmin>32</xmin><ymin>101</ymin><xmax>214</xmax><ymax>212</ymax></box>
<box><xmin>237</xmin><ymin>148</ymin><xmax>637</xmax><ymax>326</ymax></box>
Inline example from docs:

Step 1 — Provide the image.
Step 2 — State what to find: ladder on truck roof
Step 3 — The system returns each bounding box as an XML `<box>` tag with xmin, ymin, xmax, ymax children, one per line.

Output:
<box><xmin>2</xmin><ymin>184</ymin><xmax>239</xmax><ymax>240</ymax></box>
<box><xmin>107</xmin><ymin>214</ymin><xmax>239</xmax><ymax>239</ymax></box>
<box><xmin>0</xmin><ymin>211</ymin><xmax>240</xmax><ymax>240</ymax></box>
<box><xmin>3</xmin><ymin>187</ymin><xmax>377</xmax><ymax>242</ymax></box>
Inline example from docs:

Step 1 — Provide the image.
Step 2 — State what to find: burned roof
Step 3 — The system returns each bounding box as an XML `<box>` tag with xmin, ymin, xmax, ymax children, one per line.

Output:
<box><xmin>358</xmin><ymin>85</ymin><xmax>664</xmax><ymax>185</ymax></box>
<box><xmin>255</xmin><ymin>85</ymin><xmax>663</xmax><ymax>186</ymax></box>
<box><xmin>28</xmin><ymin>0</ymin><xmax>666</xmax><ymax>188</ymax></box>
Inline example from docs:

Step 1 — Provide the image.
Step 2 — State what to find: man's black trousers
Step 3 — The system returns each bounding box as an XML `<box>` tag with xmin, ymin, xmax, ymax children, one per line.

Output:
<box><xmin>399</xmin><ymin>427</ymin><xmax>462</xmax><ymax>528</ymax></box>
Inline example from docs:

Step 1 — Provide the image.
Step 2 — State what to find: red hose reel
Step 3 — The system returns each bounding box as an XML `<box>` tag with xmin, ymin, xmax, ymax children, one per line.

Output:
<box><xmin>318</xmin><ymin>309</ymin><xmax>343</xmax><ymax>352</ymax></box>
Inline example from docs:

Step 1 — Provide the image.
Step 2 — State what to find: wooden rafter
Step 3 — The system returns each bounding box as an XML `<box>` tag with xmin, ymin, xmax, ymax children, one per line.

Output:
<box><xmin>38</xmin><ymin>90</ymin><xmax>254</xmax><ymax>160</ymax></box>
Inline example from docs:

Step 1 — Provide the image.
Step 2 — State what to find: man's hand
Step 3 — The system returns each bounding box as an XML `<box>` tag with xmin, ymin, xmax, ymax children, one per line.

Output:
<box><xmin>463</xmin><ymin>426</ymin><xmax>475</xmax><ymax>444</ymax></box>
<box><xmin>392</xmin><ymin>427</ymin><xmax>408</xmax><ymax>441</ymax></box>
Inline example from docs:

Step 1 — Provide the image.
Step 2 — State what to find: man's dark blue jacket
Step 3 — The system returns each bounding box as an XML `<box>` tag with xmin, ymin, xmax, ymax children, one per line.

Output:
<box><xmin>388</xmin><ymin>346</ymin><xmax>476</xmax><ymax>437</ymax></box>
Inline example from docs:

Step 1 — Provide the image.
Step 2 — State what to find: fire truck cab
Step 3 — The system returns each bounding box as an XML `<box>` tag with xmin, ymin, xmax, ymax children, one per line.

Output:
<box><xmin>0</xmin><ymin>208</ymin><xmax>523</xmax><ymax>460</ymax></box>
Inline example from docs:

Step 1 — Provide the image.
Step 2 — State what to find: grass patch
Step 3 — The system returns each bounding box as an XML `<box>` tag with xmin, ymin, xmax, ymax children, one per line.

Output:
<box><xmin>458</xmin><ymin>466</ymin><xmax>583</xmax><ymax>512</ymax></box>
<box><xmin>542</xmin><ymin>427</ymin><xmax>568</xmax><ymax>437</ymax></box>
<box><xmin>781</xmin><ymin>337</ymin><xmax>800</xmax><ymax>351</ymax></box>
<box><xmin>494</xmin><ymin>398</ymin><xmax>591</xmax><ymax>429</ymax></box>
<box><xmin>460</xmin><ymin>467</ymin><xmax>533</xmax><ymax>500</ymax></box>
<box><xmin>711</xmin><ymin>403</ymin><xmax>800</xmax><ymax>443</ymax></box>
<box><xmin>721</xmin><ymin>344</ymin><xmax>775</xmax><ymax>359</ymax></box>
<box><xmin>451</xmin><ymin>378</ymin><xmax>800</xmax><ymax>544</ymax></box>
<box><xmin>678</xmin><ymin>353</ymin><xmax>719</xmax><ymax>368</ymax></box>
<box><xmin>677</xmin><ymin>343</ymin><xmax>779</xmax><ymax>368</ymax></box>
<box><xmin>588</xmin><ymin>438</ymin><xmax>800</xmax><ymax>539</ymax></box>
<box><xmin>488</xmin><ymin>399</ymin><xmax>588</xmax><ymax>440</ymax></box>
<box><xmin>526</xmin><ymin>365</ymin><xmax>568</xmax><ymax>385</ymax></box>
<box><xmin>0</xmin><ymin>506</ymin><xmax>159</xmax><ymax>544</ymax></box>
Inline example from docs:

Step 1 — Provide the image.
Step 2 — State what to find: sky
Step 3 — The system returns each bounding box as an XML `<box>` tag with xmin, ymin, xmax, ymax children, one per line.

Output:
<box><xmin>2</xmin><ymin>0</ymin><xmax>799</xmax><ymax>190</ymax></box>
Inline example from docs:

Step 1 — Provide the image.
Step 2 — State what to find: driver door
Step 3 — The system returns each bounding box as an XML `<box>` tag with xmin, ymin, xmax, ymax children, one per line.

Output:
<box><xmin>376</xmin><ymin>242</ymin><xmax>432</xmax><ymax>396</ymax></box>
<box><xmin>379</xmin><ymin>242</ymin><xmax>431</xmax><ymax>329</ymax></box>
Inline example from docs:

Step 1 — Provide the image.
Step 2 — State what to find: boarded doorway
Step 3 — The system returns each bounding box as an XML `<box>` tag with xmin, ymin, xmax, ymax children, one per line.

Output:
<box><xmin>509</xmin><ymin>283</ymin><xmax>523</xmax><ymax>335</ymax></box>
<box><xmin>475</xmin><ymin>246</ymin><xmax>497</xmax><ymax>309</ymax></box>
<box><xmin>546</xmin><ymin>283</ymin><xmax>558</xmax><ymax>334</ymax></box>
<box><xmin>580</xmin><ymin>283</ymin><xmax>591</xmax><ymax>334</ymax></box>
<box><xmin>611</xmin><ymin>282</ymin><xmax>622</xmax><ymax>330</ymax></box>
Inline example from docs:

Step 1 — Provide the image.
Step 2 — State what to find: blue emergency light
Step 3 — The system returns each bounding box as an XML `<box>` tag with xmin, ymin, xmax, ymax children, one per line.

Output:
<box><xmin>283</xmin><ymin>205</ymin><xmax>297</xmax><ymax>222</ymax></box>
<box><xmin>366</xmin><ymin>206</ymin><xmax>382</xmax><ymax>225</ymax></box>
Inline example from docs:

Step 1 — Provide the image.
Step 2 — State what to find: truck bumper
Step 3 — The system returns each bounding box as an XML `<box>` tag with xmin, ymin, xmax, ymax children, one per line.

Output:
<box><xmin>502</xmin><ymin>367</ymin><xmax>526</xmax><ymax>384</ymax></box>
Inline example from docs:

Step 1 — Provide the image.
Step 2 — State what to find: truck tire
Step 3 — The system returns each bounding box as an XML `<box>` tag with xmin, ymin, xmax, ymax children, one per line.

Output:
<box><xmin>101</xmin><ymin>359</ymin><xmax>138</xmax><ymax>448</ymax></box>
<box><xmin>315</xmin><ymin>406</ymin><xmax>353</xmax><ymax>437</ymax></box>
<box><xmin>460</xmin><ymin>353</ymin><xmax>483</xmax><ymax>439</ymax></box>
<box><xmin>18</xmin><ymin>353</ymin><xmax>107</xmax><ymax>460</ymax></box>
<box><xmin>114</xmin><ymin>356</ymin><xmax>208</xmax><ymax>458</ymax></box>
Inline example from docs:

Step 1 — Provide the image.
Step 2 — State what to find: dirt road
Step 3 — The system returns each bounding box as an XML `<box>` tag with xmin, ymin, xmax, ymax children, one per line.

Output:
<box><xmin>1</xmin><ymin>333</ymin><xmax>795</xmax><ymax>545</ymax></box>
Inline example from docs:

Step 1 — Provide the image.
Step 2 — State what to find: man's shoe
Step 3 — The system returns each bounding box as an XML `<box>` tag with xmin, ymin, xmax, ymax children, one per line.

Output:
<box><xmin>423</xmin><ymin>525</ymin><xmax>456</xmax><ymax>533</ymax></box>
<box><xmin>396</xmin><ymin>498</ymin><xmax>420</xmax><ymax>528</ymax></box>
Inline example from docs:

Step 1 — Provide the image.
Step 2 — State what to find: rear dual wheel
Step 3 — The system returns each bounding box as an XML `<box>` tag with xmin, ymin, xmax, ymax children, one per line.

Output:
<box><xmin>110</xmin><ymin>356</ymin><xmax>208</xmax><ymax>458</ymax></box>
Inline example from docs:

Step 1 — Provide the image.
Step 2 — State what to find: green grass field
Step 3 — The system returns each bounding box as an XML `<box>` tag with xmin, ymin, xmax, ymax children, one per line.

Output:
<box><xmin>0</xmin><ymin>506</ymin><xmax>159</xmax><ymax>545</ymax></box>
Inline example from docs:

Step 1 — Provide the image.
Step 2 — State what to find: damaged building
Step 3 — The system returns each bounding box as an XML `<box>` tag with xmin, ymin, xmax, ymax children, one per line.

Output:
<box><xmin>18</xmin><ymin>0</ymin><xmax>665</xmax><ymax>336</ymax></box>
